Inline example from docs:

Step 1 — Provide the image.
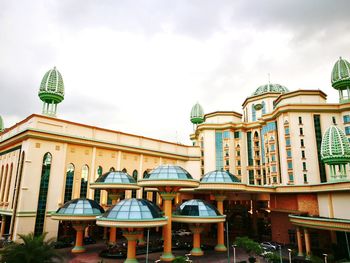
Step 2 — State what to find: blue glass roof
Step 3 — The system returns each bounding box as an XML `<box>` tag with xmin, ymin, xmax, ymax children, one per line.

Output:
<box><xmin>55</xmin><ymin>198</ymin><xmax>104</xmax><ymax>215</ymax></box>
<box><xmin>201</xmin><ymin>170</ymin><xmax>240</xmax><ymax>183</ymax></box>
<box><xmin>174</xmin><ymin>199</ymin><xmax>221</xmax><ymax>217</ymax></box>
<box><xmin>144</xmin><ymin>165</ymin><xmax>194</xmax><ymax>180</ymax></box>
<box><xmin>101</xmin><ymin>198</ymin><xmax>164</xmax><ymax>220</ymax></box>
<box><xmin>95</xmin><ymin>171</ymin><xmax>136</xmax><ymax>184</ymax></box>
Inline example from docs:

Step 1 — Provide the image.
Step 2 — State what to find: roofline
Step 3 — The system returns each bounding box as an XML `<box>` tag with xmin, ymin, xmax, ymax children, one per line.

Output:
<box><xmin>242</xmin><ymin>92</ymin><xmax>282</xmax><ymax>107</ymax></box>
<box><xmin>0</xmin><ymin>114</ymin><xmax>195</xmax><ymax>148</ymax></box>
<box><xmin>204</xmin><ymin>111</ymin><xmax>242</xmax><ymax>119</ymax></box>
<box><xmin>274</xmin><ymin>89</ymin><xmax>327</xmax><ymax>105</ymax></box>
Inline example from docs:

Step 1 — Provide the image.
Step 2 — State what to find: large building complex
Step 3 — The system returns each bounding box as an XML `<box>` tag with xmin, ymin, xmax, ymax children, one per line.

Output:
<box><xmin>1</xmin><ymin>57</ymin><xmax>350</xmax><ymax>260</ymax></box>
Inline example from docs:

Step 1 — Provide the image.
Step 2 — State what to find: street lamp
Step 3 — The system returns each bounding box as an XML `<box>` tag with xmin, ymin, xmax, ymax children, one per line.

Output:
<box><xmin>279</xmin><ymin>245</ymin><xmax>283</xmax><ymax>263</ymax></box>
<box><xmin>288</xmin><ymin>248</ymin><xmax>292</xmax><ymax>263</ymax></box>
<box><xmin>323</xmin><ymin>253</ymin><xmax>328</xmax><ymax>263</ymax></box>
<box><xmin>232</xmin><ymin>244</ymin><xmax>237</xmax><ymax>263</ymax></box>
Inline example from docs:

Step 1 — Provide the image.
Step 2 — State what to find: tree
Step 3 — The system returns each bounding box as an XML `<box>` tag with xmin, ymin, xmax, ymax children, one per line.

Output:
<box><xmin>234</xmin><ymin>236</ymin><xmax>263</xmax><ymax>263</ymax></box>
<box><xmin>0</xmin><ymin>232</ymin><xmax>62</xmax><ymax>263</ymax></box>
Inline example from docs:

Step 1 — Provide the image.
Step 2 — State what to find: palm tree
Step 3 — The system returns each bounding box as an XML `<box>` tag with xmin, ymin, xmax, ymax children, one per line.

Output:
<box><xmin>0</xmin><ymin>232</ymin><xmax>62</xmax><ymax>263</ymax></box>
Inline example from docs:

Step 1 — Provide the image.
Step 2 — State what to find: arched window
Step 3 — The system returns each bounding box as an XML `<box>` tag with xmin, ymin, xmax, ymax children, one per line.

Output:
<box><xmin>64</xmin><ymin>164</ymin><xmax>74</xmax><ymax>203</ymax></box>
<box><xmin>131</xmin><ymin>170</ymin><xmax>138</xmax><ymax>198</ymax></box>
<box><xmin>80</xmin><ymin>165</ymin><xmax>89</xmax><ymax>198</ymax></box>
<box><xmin>5</xmin><ymin>163</ymin><xmax>13</xmax><ymax>202</ymax></box>
<box><xmin>34</xmin><ymin>152</ymin><xmax>52</xmax><ymax>236</ymax></box>
<box><xmin>1</xmin><ymin>165</ymin><xmax>9</xmax><ymax>202</ymax></box>
<box><xmin>252</xmin><ymin>104</ymin><xmax>256</xmax><ymax>121</ymax></box>
<box><xmin>262</xmin><ymin>101</ymin><xmax>266</xmax><ymax>115</ymax></box>
<box><xmin>94</xmin><ymin>166</ymin><xmax>102</xmax><ymax>204</ymax></box>
<box><xmin>122</xmin><ymin>168</ymin><xmax>127</xmax><ymax>173</ymax></box>
<box><xmin>143</xmin><ymin>170</ymin><xmax>148</xmax><ymax>178</ymax></box>
<box><xmin>109</xmin><ymin>167</ymin><xmax>115</xmax><ymax>172</ymax></box>
<box><xmin>254</xmin><ymin>131</ymin><xmax>259</xmax><ymax>138</ymax></box>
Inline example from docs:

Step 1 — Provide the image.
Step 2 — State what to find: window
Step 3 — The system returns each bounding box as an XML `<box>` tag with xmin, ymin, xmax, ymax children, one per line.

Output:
<box><xmin>234</xmin><ymin>131</ymin><xmax>241</xmax><ymax>138</ymax></box>
<box><xmin>298</xmin><ymin>116</ymin><xmax>303</xmax><ymax>125</ymax></box>
<box><xmin>237</xmin><ymin>160</ymin><xmax>241</xmax><ymax>166</ymax></box>
<box><xmin>343</xmin><ymin>115</ymin><xmax>350</xmax><ymax>123</ymax></box>
<box><xmin>252</xmin><ymin>104</ymin><xmax>256</xmax><ymax>121</ymax></box>
<box><xmin>64</xmin><ymin>164</ymin><xmax>74</xmax><ymax>203</ymax></box>
<box><xmin>332</xmin><ymin>116</ymin><xmax>337</xmax><ymax>125</ymax></box>
<box><xmin>131</xmin><ymin>170</ymin><xmax>138</xmax><ymax>198</ymax></box>
<box><xmin>285</xmin><ymin>127</ymin><xmax>290</xmax><ymax>135</ymax></box>
<box><xmin>226</xmin><ymin>160</ymin><xmax>229</xmax><ymax>166</ymax></box>
<box><xmin>303</xmin><ymin>174</ymin><xmax>308</xmax><ymax>183</ymax></box>
<box><xmin>80</xmin><ymin>165</ymin><xmax>89</xmax><ymax>198</ymax></box>
<box><xmin>34</xmin><ymin>153</ymin><xmax>52</xmax><ymax>236</ymax></box>
<box><xmin>299</xmin><ymin>128</ymin><xmax>303</xmax><ymax>135</ymax></box>
<box><xmin>300</xmin><ymin>139</ymin><xmax>304</xmax><ymax>147</ymax></box>
<box><xmin>271</xmin><ymin>155</ymin><xmax>276</xmax><ymax>161</ymax></box>
<box><xmin>270</xmin><ymin>144</ymin><xmax>275</xmax><ymax>151</ymax></box>
<box><xmin>287</xmin><ymin>161</ymin><xmax>293</xmax><ymax>169</ymax></box>
<box><xmin>303</xmin><ymin>162</ymin><xmax>307</xmax><ymax>171</ymax></box>
<box><xmin>237</xmin><ymin>151</ymin><xmax>240</xmax><ymax>157</ymax></box>
<box><xmin>94</xmin><ymin>166</ymin><xmax>102</xmax><ymax>204</ymax></box>
<box><xmin>288</xmin><ymin>173</ymin><xmax>294</xmax><ymax>182</ymax></box>
<box><xmin>262</xmin><ymin>101</ymin><xmax>266</xmax><ymax>115</ymax></box>
<box><xmin>225</xmin><ymin>151</ymin><xmax>229</xmax><ymax>157</ymax></box>
<box><xmin>216</xmin><ymin>132</ymin><xmax>224</xmax><ymax>170</ymax></box>
<box><xmin>345</xmin><ymin>126</ymin><xmax>350</xmax><ymax>135</ymax></box>
<box><xmin>286</xmin><ymin>138</ymin><xmax>291</xmax><ymax>146</ymax></box>
<box><xmin>287</xmin><ymin>150</ymin><xmax>292</xmax><ymax>158</ymax></box>
<box><xmin>301</xmin><ymin>150</ymin><xmax>305</xmax><ymax>159</ymax></box>
<box><xmin>272</xmin><ymin>177</ymin><xmax>277</xmax><ymax>183</ymax></box>
<box><xmin>223</xmin><ymin>131</ymin><xmax>230</xmax><ymax>139</ymax></box>
<box><xmin>249</xmin><ymin>171</ymin><xmax>254</xmax><ymax>185</ymax></box>
<box><xmin>271</xmin><ymin>166</ymin><xmax>276</xmax><ymax>173</ymax></box>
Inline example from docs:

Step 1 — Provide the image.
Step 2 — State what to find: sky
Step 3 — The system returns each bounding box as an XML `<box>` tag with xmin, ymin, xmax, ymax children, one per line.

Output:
<box><xmin>1</xmin><ymin>0</ymin><xmax>350</xmax><ymax>144</ymax></box>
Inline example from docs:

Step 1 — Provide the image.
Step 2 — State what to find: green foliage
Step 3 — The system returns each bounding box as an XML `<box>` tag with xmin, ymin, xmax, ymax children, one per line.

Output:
<box><xmin>264</xmin><ymin>252</ymin><xmax>281</xmax><ymax>263</ymax></box>
<box><xmin>0</xmin><ymin>232</ymin><xmax>62</xmax><ymax>263</ymax></box>
<box><xmin>234</xmin><ymin>236</ymin><xmax>263</xmax><ymax>256</ymax></box>
<box><xmin>173</xmin><ymin>256</ymin><xmax>188</xmax><ymax>263</ymax></box>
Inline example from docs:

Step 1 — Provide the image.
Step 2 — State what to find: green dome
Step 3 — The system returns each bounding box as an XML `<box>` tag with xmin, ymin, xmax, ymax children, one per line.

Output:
<box><xmin>201</xmin><ymin>170</ymin><xmax>240</xmax><ymax>183</ymax></box>
<box><xmin>144</xmin><ymin>165</ymin><xmax>194</xmax><ymax>180</ymax></box>
<box><xmin>321</xmin><ymin>125</ymin><xmax>350</xmax><ymax>164</ymax></box>
<box><xmin>0</xmin><ymin>116</ymin><xmax>3</xmax><ymax>132</ymax></box>
<box><xmin>190</xmin><ymin>102</ymin><xmax>204</xmax><ymax>124</ymax></box>
<box><xmin>53</xmin><ymin>198</ymin><xmax>104</xmax><ymax>217</ymax></box>
<box><xmin>251</xmin><ymin>83</ymin><xmax>289</xmax><ymax>96</ymax></box>
<box><xmin>38</xmin><ymin>66</ymin><xmax>64</xmax><ymax>103</ymax></box>
<box><xmin>174</xmin><ymin>199</ymin><xmax>221</xmax><ymax>217</ymax></box>
<box><xmin>331</xmin><ymin>57</ymin><xmax>350</xmax><ymax>90</ymax></box>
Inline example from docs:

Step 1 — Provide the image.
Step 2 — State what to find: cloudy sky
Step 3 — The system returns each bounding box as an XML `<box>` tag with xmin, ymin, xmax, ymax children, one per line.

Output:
<box><xmin>1</xmin><ymin>0</ymin><xmax>350</xmax><ymax>144</ymax></box>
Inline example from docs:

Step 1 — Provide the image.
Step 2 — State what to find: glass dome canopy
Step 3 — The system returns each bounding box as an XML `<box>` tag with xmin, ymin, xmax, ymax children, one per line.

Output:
<box><xmin>172</xmin><ymin>199</ymin><xmax>226</xmax><ymax>223</ymax></box>
<box><xmin>201</xmin><ymin>170</ymin><xmax>240</xmax><ymax>183</ymax></box>
<box><xmin>90</xmin><ymin>171</ymin><xmax>140</xmax><ymax>190</ymax></box>
<box><xmin>51</xmin><ymin>198</ymin><xmax>104</xmax><ymax>221</ymax></box>
<box><xmin>138</xmin><ymin>165</ymin><xmax>200</xmax><ymax>188</ymax></box>
<box><xmin>96</xmin><ymin>198</ymin><xmax>167</xmax><ymax>228</ymax></box>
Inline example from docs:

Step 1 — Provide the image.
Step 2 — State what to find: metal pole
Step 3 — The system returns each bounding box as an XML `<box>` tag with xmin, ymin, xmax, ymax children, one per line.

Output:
<box><xmin>232</xmin><ymin>245</ymin><xmax>236</xmax><ymax>263</ymax></box>
<box><xmin>288</xmin><ymin>249</ymin><xmax>292</xmax><ymax>263</ymax></box>
<box><xmin>279</xmin><ymin>245</ymin><xmax>283</xmax><ymax>263</ymax></box>
<box><xmin>345</xmin><ymin>232</ymin><xmax>350</xmax><ymax>259</ymax></box>
<box><xmin>323</xmin><ymin>253</ymin><xmax>328</xmax><ymax>263</ymax></box>
<box><xmin>226</xmin><ymin>221</ymin><xmax>230</xmax><ymax>263</ymax></box>
<box><xmin>146</xmin><ymin>229</ymin><xmax>150</xmax><ymax>263</ymax></box>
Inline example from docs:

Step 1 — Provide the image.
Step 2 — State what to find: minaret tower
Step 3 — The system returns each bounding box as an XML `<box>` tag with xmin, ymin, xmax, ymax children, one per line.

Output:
<box><xmin>321</xmin><ymin>125</ymin><xmax>350</xmax><ymax>181</ymax></box>
<box><xmin>38</xmin><ymin>66</ymin><xmax>65</xmax><ymax>117</ymax></box>
<box><xmin>190</xmin><ymin>102</ymin><xmax>204</xmax><ymax>130</ymax></box>
<box><xmin>331</xmin><ymin>57</ymin><xmax>350</xmax><ymax>103</ymax></box>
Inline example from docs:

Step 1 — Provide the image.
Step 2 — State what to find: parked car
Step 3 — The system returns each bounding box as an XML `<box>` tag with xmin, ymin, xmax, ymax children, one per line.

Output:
<box><xmin>175</xmin><ymin>229</ymin><xmax>192</xmax><ymax>236</ymax></box>
<box><xmin>260</xmin><ymin>242</ymin><xmax>277</xmax><ymax>251</ymax></box>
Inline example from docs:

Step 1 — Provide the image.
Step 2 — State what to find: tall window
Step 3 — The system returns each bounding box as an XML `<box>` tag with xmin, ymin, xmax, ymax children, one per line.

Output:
<box><xmin>131</xmin><ymin>170</ymin><xmax>138</xmax><ymax>198</ymax></box>
<box><xmin>345</xmin><ymin>127</ymin><xmax>350</xmax><ymax>135</ymax></box>
<box><xmin>34</xmin><ymin>153</ymin><xmax>52</xmax><ymax>236</ymax></box>
<box><xmin>80</xmin><ymin>165</ymin><xmax>89</xmax><ymax>198</ymax></box>
<box><xmin>299</xmin><ymin>128</ymin><xmax>303</xmax><ymax>135</ymax></box>
<box><xmin>0</xmin><ymin>165</ymin><xmax>8</xmax><ymax>202</ymax></box>
<box><xmin>5</xmin><ymin>164</ymin><xmax>13</xmax><ymax>203</ymax></box>
<box><xmin>301</xmin><ymin>150</ymin><xmax>305</xmax><ymax>159</ymax></box>
<box><xmin>94</xmin><ymin>166</ymin><xmax>102</xmax><ymax>204</ymax></box>
<box><xmin>343</xmin><ymin>115</ymin><xmax>350</xmax><ymax>123</ymax></box>
<box><xmin>298</xmin><ymin>116</ymin><xmax>303</xmax><ymax>125</ymax></box>
<box><xmin>252</xmin><ymin>104</ymin><xmax>256</xmax><ymax>121</ymax></box>
<box><xmin>262</xmin><ymin>101</ymin><xmax>266</xmax><ymax>115</ymax></box>
<box><xmin>300</xmin><ymin>139</ymin><xmax>304</xmax><ymax>147</ymax></box>
<box><xmin>64</xmin><ymin>164</ymin><xmax>74</xmax><ymax>203</ymax></box>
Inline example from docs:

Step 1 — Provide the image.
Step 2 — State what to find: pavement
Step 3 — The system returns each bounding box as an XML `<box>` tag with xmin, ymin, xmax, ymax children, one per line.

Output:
<box><xmin>56</xmin><ymin>242</ymin><xmax>269</xmax><ymax>263</ymax></box>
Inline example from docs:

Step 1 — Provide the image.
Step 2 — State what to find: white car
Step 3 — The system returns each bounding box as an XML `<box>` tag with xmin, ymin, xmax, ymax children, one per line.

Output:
<box><xmin>175</xmin><ymin>229</ymin><xmax>192</xmax><ymax>236</ymax></box>
<box><xmin>260</xmin><ymin>242</ymin><xmax>277</xmax><ymax>251</ymax></box>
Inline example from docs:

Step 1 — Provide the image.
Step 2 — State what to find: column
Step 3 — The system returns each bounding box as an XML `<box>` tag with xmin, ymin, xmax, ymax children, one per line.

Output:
<box><xmin>72</xmin><ymin>224</ymin><xmax>86</xmax><ymax>253</ymax></box>
<box><xmin>296</xmin><ymin>227</ymin><xmax>303</xmax><ymax>256</ymax></box>
<box><xmin>109</xmin><ymin>191</ymin><xmax>120</xmax><ymax>244</ymax></box>
<box><xmin>160</xmin><ymin>192</ymin><xmax>176</xmax><ymax>261</ymax></box>
<box><xmin>190</xmin><ymin>225</ymin><xmax>204</xmax><ymax>256</ymax></box>
<box><xmin>124</xmin><ymin>231</ymin><xmax>140</xmax><ymax>263</ymax></box>
<box><xmin>304</xmin><ymin>228</ymin><xmax>311</xmax><ymax>258</ymax></box>
<box><xmin>215</xmin><ymin>195</ymin><xmax>227</xmax><ymax>252</ymax></box>
<box><xmin>0</xmin><ymin>215</ymin><xmax>5</xmax><ymax>238</ymax></box>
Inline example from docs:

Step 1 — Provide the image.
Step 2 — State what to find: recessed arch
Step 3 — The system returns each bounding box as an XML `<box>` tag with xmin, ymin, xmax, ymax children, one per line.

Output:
<box><xmin>80</xmin><ymin>164</ymin><xmax>89</xmax><ymax>198</ymax></box>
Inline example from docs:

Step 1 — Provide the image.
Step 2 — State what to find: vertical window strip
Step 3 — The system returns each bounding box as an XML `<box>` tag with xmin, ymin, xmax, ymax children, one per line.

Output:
<box><xmin>5</xmin><ymin>164</ymin><xmax>13</xmax><ymax>203</ymax></box>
